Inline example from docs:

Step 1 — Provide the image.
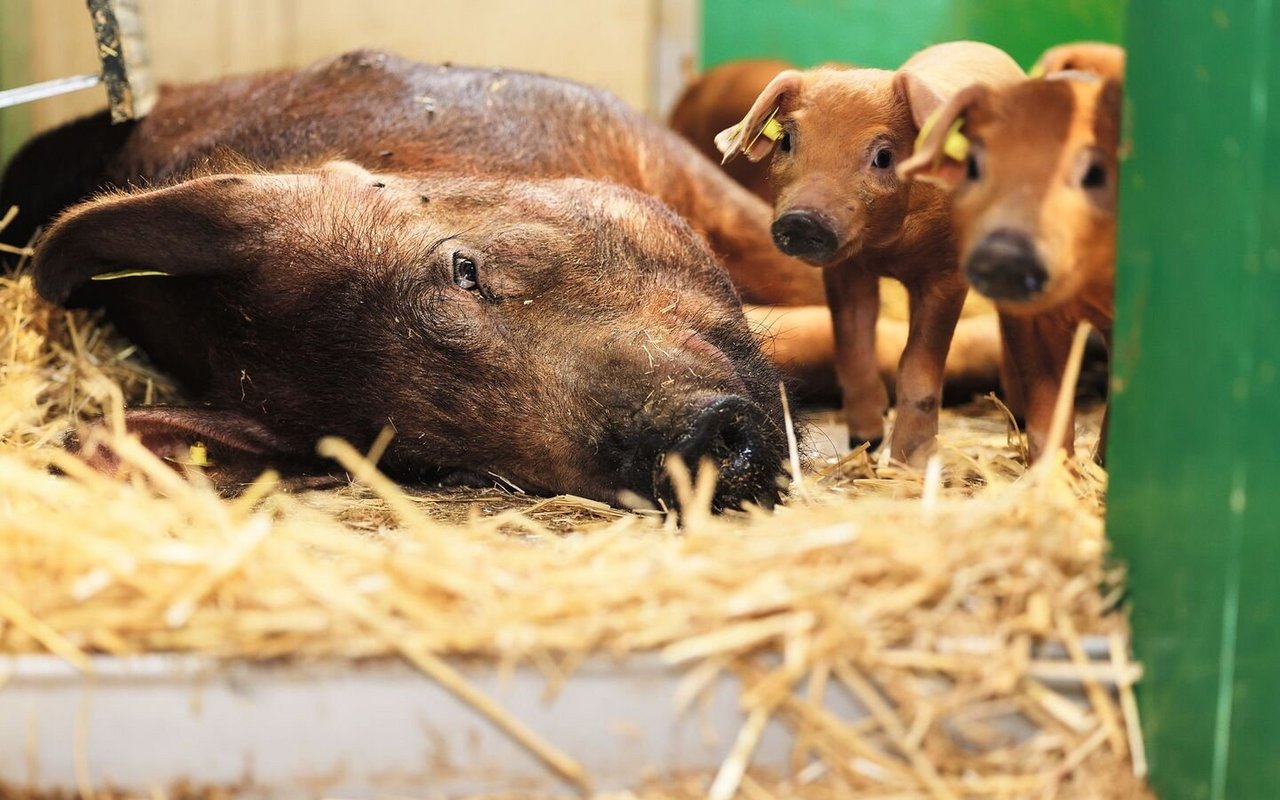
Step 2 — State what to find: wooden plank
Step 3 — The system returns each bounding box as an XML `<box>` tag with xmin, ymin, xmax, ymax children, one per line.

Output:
<box><xmin>652</xmin><ymin>0</ymin><xmax>697</xmax><ymax>118</ymax></box>
<box><xmin>88</xmin><ymin>0</ymin><xmax>157</xmax><ymax>120</ymax></box>
<box><xmin>135</xmin><ymin>0</ymin><xmax>292</xmax><ymax>81</ymax></box>
<box><xmin>291</xmin><ymin>0</ymin><xmax>654</xmax><ymax>112</ymax></box>
<box><xmin>0</xmin><ymin>0</ymin><xmax>34</xmax><ymax>164</ymax></box>
<box><xmin>12</xmin><ymin>0</ymin><xmax>662</xmax><ymax>139</ymax></box>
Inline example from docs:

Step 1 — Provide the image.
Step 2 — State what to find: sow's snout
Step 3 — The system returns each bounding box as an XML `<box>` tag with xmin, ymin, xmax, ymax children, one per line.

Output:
<box><xmin>634</xmin><ymin>395</ymin><xmax>786</xmax><ymax>512</ymax></box>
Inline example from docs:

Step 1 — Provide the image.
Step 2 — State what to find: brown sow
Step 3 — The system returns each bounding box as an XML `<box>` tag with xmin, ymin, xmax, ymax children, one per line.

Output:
<box><xmin>0</xmin><ymin>51</ymin><xmax>838</xmax><ymax>510</ymax></box>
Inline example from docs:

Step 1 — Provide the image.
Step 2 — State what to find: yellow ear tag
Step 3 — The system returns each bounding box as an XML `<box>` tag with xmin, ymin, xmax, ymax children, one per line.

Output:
<box><xmin>188</xmin><ymin>442</ymin><xmax>209</xmax><ymax>467</ymax></box>
<box><xmin>943</xmin><ymin>119</ymin><xmax>970</xmax><ymax>162</ymax></box>
<box><xmin>760</xmin><ymin>116</ymin><xmax>785</xmax><ymax>141</ymax></box>
<box><xmin>915</xmin><ymin>108</ymin><xmax>942</xmax><ymax>153</ymax></box>
<box><xmin>90</xmin><ymin>269</ymin><xmax>171</xmax><ymax>281</ymax></box>
<box><xmin>1029</xmin><ymin>62</ymin><xmax>1047</xmax><ymax>79</ymax></box>
<box><xmin>743</xmin><ymin>108</ymin><xmax>783</xmax><ymax>153</ymax></box>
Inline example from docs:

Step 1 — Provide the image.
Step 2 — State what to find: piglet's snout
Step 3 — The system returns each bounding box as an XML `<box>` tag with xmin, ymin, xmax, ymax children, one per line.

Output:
<box><xmin>771</xmin><ymin>210</ymin><xmax>839</xmax><ymax>263</ymax></box>
<box><xmin>965</xmin><ymin>230</ymin><xmax>1050</xmax><ymax>302</ymax></box>
<box><xmin>659</xmin><ymin>395</ymin><xmax>783</xmax><ymax>511</ymax></box>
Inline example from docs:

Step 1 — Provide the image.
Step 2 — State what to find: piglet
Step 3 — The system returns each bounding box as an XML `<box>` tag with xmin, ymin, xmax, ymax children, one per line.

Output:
<box><xmin>899</xmin><ymin>65</ymin><xmax>1123</xmax><ymax>462</ymax></box>
<box><xmin>1032</xmin><ymin>42</ymin><xmax>1125</xmax><ymax>81</ymax></box>
<box><xmin>716</xmin><ymin>42</ymin><xmax>1023</xmax><ymax>464</ymax></box>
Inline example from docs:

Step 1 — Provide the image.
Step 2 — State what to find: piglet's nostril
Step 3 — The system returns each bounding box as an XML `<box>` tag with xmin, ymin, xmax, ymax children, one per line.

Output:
<box><xmin>964</xmin><ymin>230</ymin><xmax>1049</xmax><ymax>303</ymax></box>
<box><xmin>656</xmin><ymin>395</ymin><xmax>782</xmax><ymax>511</ymax></box>
<box><xmin>771</xmin><ymin>210</ymin><xmax>839</xmax><ymax>262</ymax></box>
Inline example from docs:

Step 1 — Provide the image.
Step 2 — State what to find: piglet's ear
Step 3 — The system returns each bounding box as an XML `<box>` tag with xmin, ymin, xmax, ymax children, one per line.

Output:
<box><xmin>32</xmin><ymin>172</ymin><xmax>282</xmax><ymax>305</ymax></box>
<box><xmin>896</xmin><ymin>83</ymin><xmax>987</xmax><ymax>189</ymax></box>
<box><xmin>896</xmin><ymin>70</ymin><xmax>949</xmax><ymax>132</ymax></box>
<box><xmin>1032</xmin><ymin>42</ymin><xmax>1126</xmax><ymax>81</ymax></box>
<box><xmin>715</xmin><ymin>69</ymin><xmax>803</xmax><ymax>164</ymax></box>
<box><xmin>1097</xmin><ymin>79</ymin><xmax>1125</xmax><ymax>153</ymax></box>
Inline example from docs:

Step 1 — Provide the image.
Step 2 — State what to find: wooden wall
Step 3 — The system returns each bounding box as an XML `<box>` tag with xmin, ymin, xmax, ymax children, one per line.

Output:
<box><xmin>0</xmin><ymin>0</ymin><xmax>697</xmax><ymax>162</ymax></box>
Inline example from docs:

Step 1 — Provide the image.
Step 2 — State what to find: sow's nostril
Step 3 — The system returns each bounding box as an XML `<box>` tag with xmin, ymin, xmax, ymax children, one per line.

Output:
<box><xmin>964</xmin><ymin>231</ymin><xmax>1049</xmax><ymax>302</ymax></box>
<box><xmin>658</xmin><ymin>396</ymin><xmax>784</xmax><ymax>511</ymax></box>
<box><xmin>771</xmin><ymin>211</ymin><xmax>838</xmax><ymax>261</ymax></box>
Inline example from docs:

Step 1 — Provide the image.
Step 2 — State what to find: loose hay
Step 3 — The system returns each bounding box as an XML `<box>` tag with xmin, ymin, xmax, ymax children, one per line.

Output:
<box><xmin>0</xmin><ymin>255</ymin><xmax>1149</xmax><ymax>798</ymax></box>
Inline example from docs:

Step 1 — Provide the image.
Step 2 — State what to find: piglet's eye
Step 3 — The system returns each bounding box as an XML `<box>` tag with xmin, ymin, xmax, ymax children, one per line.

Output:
<box><xmin>452</xmin><ymin>253</ymin><xmax>479</xmax><ymax>291</ymax></box>
<box><xmin>1082</xmin><ymin>163</ymin><xmax>1107</xmax><ymax>189</ymax></box>
<box><xmin>778</xmin><ymin>132</ymin><xmax>792</xmax><ymax>152</ymax></box>
<box><xmin>872</xmin><ymin>148</ymin><xmax>893</xmax><ymax>169</ymax></box>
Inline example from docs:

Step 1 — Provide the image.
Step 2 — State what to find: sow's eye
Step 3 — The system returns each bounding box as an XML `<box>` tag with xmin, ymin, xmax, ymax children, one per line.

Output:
<box><xmin>872</xmin><ymin>147</ymin><xmax>893</xmax><ymax>170</ymax></box>
<box><xmin>452</xmin><ymin>252</ymin><xmax>479</xmax><ymax>291</ymax></box>
<box><xmin>778</xmin><ymin>132</ymin><xmax>792</xmax><ymax>152</ymax></box>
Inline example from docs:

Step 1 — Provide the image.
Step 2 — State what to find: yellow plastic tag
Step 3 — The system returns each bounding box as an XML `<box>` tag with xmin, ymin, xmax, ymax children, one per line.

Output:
<box><xmin>915</xmin><ymin>107</ymin><xmax>943</xmax><ymax>153</ymax></box>
<box><xmin>1029</xmin><ymin>62</ymin><xmax>1047</xmax><ymax>79</ymax></box>
<box><xmin>942</xmin><ymin>119</ymin><xmax>970</xmax><ymax>162</ymax></box>
<box><xmin>188</xmin><ymin>442</ymin><xmax>209</xmax><ymax>467</ymax></box>
<box><xmin>744</xmin><ymin>108</ymin><xmax>783</xmax><ymax>153</ymax></box>
<box><xmin>760</xmin><ymin>116</ymin><xmax>784</xmax><ymax>142</ymax></box>
<box><xmin>90</xmin><ymin>269</ymin><xmax>171</xmax><ymax>281</ymax></box>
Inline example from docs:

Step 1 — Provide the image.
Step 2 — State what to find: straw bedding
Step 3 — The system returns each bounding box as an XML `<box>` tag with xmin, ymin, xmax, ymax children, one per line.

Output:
<box><xmin>0</xmin><ymin>242</ymin><xmax>1149</xmax><ymax>798</ymax></box>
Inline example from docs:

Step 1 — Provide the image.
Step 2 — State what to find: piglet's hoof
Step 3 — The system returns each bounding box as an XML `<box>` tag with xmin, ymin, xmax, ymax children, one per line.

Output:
<box><xmin>848</xmin><ymin>435</ymin><xmax>883</xmax><ymax>454</ymax></box>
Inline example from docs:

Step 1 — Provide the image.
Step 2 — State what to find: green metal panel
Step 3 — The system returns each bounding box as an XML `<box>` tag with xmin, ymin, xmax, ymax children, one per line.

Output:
<box><xmin>947</xmin><ymin>0</ymin><xmax>1124</xmax><ymax>67</ymax></box>
<box><xmin>1109</xmin><ymin>1</ymin><xmax>1280</xmax><ymax>798</ymax></box>
<box><xmin>702</xmin><ymin>0</ymin><xmax>1124</xmax><ymax>70</ymax></box>
<box><xmin>703</xmin><ymin>0</ymin><xmax>952</xmax><ymax>70</ymax></box>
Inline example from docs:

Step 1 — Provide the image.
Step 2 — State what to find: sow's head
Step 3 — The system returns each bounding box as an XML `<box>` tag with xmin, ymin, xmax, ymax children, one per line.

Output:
<box><xmin>32</xmin><ymin>161</ymin><xmax>789</xmax><ymax>510</ymax></box>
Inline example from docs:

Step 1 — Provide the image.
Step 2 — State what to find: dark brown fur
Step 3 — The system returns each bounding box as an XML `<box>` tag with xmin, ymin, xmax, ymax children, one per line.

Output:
<box><xmin>1</xmin><ymin>51</ymin><xmax>825</xmax><ymax>509</ymax></box>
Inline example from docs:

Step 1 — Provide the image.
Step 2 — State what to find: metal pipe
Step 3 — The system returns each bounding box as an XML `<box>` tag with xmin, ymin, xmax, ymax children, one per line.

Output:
<box><xmin>0</xmin><ymin>73</ymin><xmax>101</xmax><ymax>110</ymax></box>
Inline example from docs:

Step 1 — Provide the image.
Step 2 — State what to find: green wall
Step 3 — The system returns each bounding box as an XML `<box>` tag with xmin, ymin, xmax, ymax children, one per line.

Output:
<box><xmin>1109</xmin><ymin>1</ymin><xmax>1280</xmax><ymax>798</ymax></box>
<box><xmin>703</xmin><ymin>0</ymin><xmax>1125</xmax><ymax>70</ymax></box>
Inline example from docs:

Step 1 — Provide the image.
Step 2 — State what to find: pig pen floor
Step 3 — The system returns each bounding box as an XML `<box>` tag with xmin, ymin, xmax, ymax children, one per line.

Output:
<box><xmin>0</xmin><ymin>265</ymin><xmax>1149</xmax><ymax>798</ymax></box>
<box><xmin>331</xmin><ymin>400</ymin><xmax>1105</xmax><ymax>529</ymax></box>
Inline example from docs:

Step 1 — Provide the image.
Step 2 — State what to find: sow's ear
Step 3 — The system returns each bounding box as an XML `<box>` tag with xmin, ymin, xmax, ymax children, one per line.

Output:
<box><xmin>69</xmin><ymin>406</ymin><xmax>342</xmax><ymax>491</ymax></box>
<box><xmin>896</xmin><ymin>83</ymin><xmax>988</xmax><ymax>189</ymax></box>
<box><xmin>715</xmin><ymin>69</ymin><xmax>803</xmax><ymax>164</ymax></box>
<box><xmin>32</xmin><ymin>171</ymin><xmax>294</xmax><ymax>304</ymax></box>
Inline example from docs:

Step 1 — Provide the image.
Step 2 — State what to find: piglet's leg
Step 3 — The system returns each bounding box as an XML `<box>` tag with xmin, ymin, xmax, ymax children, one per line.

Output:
<box><xmin>1092</xmin><ymin>330</ymin><xmax>1113</xmax><ymax>465</ymax></box>
<box><xmin>999</xmin><ymin>314</ymin><xmax>1076</xmax><ymax>462</ymax></box>
<box><xmin>1095</xmin><ymin>406</ymin><xmax>1109</xmax><ymax>466</ymax></box>
<box><xmin>997</xmin><ymin>331</ymin><xmax>1028</xmax><ymax>420</ymax></box>
<box><xmin>825</xmin><ymin>267</ymin><xmax>889</xmax><ymax>450</ymax></box>
<box><xmin>743</xmin><ymin>304</ymin><xmax>1003</xmax><ymax>400</ymax></box>
<box><xmin>891</xmin><ymin>274</ymin><xmax>967</xmax><ymax>466</ymax></box>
